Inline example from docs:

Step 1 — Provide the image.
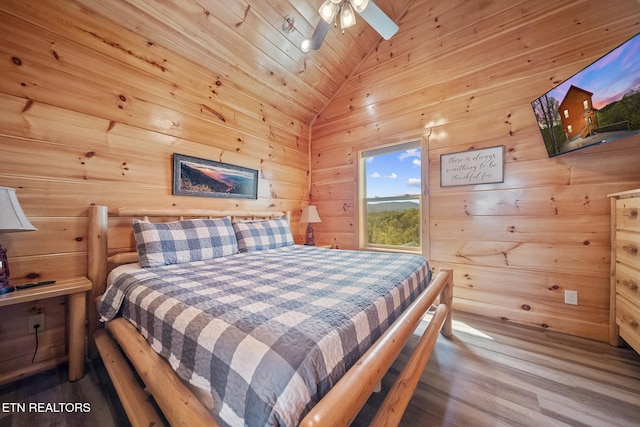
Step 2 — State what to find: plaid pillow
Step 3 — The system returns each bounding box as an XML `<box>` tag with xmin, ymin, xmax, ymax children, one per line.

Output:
<box><xmin>232</xmin><ymin>217</ymin><xmax>294</xmax><ymax>252</ymax></box>
<box><xmin>132</xmin><ymin>217</ymin><xmax>238</xmax><ymax>267</ymax></box>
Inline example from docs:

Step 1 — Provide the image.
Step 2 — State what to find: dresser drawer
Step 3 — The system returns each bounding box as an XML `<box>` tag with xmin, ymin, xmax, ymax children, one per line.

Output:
<box><xmin>616</xmin><ymin>231</ymin><xmax>640</xmax><ymax>269</ymax></box>
<box><xmin>616</xmin><ymin>197</ymin><xmax>640</xmax><ymax>232</ymax></box>
<box><xmin>616</xmin><ymin>263</ymin><xmax>640</xmax><ymax>305</ymax></box>
<box><xmin>616</xmin><ymin>294</ymin><xmax>640</xmax><ymax>353</ymax></box>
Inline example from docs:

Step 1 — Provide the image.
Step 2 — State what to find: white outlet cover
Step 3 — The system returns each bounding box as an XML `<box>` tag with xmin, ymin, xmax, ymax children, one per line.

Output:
<box><xmin>564</xmin><ymin>290</ymin><xmax>578</xmax><ymax>305</ymax></box>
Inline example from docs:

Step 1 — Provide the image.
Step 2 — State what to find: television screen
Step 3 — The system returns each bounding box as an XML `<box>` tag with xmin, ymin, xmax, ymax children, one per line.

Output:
<box><xmin>531</xmin><ymin>33</ymin><xmax>640</xmax><ymax>157</ymax></box>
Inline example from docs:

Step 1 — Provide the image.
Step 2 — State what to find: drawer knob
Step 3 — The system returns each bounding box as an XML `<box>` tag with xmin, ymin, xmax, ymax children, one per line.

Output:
<box><xmin>623</xmin><ymin>280</ymin><xmax>639</xmax><ymax>291</ymax></box>
<box><xmin>630</xmin><ymin>209</ymin><xmax>638</xmax><ymax>219</ymax></box>
<box><xmin>622</xmin><ymin>244</ymin><xmax>638</xmax><ymax>255</ymax></box>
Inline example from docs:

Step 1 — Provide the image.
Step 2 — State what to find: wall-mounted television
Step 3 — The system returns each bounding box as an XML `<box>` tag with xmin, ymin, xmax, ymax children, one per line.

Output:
<box><xmin>531</xmin><ymin>33</ymin><xmax>640</xmax><ymax>157</ymax></box>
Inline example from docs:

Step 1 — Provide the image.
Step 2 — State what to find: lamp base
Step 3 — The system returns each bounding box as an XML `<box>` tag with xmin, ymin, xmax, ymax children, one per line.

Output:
<box><xmin>0</xmin><ymin>245</ymin><xmax>12</xmax><ymax>295</ymax></box>
<box><xmin>304</xmin><ymin>223</ymin><xmax>316</xmax><ymax>246</ymax></box>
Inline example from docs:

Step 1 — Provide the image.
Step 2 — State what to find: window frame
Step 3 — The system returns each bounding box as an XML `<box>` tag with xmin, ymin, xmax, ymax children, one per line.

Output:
<box><xmin>358</xmin><ymin>140</ymin><xmax>423</xmax><ymax>253</ymax></box>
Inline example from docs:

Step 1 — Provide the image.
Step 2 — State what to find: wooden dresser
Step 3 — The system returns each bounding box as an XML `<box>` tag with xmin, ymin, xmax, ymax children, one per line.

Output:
<box><xmin>609</xmin><ymin>189</ymin><xmax>640</xmax><ymax>353</ymax></box>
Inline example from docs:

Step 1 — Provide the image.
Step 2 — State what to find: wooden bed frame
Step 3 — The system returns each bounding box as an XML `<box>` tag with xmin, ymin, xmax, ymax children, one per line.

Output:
<box><xmin>87</xmin><ymin>205</ymin><xmax>453</xmax><ymax>427</ymax></box>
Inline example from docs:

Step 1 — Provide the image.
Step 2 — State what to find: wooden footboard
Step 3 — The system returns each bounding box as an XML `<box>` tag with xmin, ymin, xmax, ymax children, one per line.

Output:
<box><xmin>88</xmin><ymin>205</ymin><xmax>453</xmax><ymax>427</ymax></box>
<box><xmin>300</xmin><ymin>267</ymin><xmax>453</xmax><ymax>427</ymax></box>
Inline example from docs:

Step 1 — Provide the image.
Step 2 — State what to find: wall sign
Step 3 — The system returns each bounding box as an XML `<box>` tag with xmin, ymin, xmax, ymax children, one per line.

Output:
<box><xmin>440</xmin><ymin>146</ymin><xmax>504</xmax><ymax>187</ymax></box>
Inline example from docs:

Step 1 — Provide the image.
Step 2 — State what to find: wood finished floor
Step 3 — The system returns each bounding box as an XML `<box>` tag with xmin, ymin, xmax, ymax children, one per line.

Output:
<box><xmin>1</xmin><ymin>311</ymin><xmax>639</xmax><ymax>427</ymax></box>
<box><xmin>356</xmin><ymin>311</ymin><xmax>640</xmax><ymax>427</ymax></box>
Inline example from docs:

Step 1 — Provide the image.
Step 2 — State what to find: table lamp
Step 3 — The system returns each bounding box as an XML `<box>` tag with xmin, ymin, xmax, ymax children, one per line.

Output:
<box><xmin>0</xmin><ymin>187</ymin><xmax>37</xmax><ymax>295</ymax></box>
<box><xmin>300</xmin><ymin>205</ymin><xmax>321</xmax><ymax>246</ymax></box>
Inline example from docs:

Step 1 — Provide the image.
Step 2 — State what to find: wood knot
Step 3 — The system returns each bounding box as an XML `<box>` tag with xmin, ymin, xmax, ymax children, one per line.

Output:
<box><xmin>11</xmin><ymin>56</ymin><xmax>22</xmax><ymax>65</ymax></box>
<box><xmin>521</xmin><ymin>304</ymin><xmax>531</xmax><ymax>311</ymax></box>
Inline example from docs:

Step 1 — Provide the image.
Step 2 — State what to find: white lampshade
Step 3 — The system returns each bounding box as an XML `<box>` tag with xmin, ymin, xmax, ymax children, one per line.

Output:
<box><xmin>351</xmin><ymin>0</ymin><xmax>370</xmax><ymax>13</ymax></box>
<box><xmin>318</xmin><ymin>0</ymin><xmax>338</xmax><ymax>24</ymax></box>
<box><xmin>340</xmin><ymin>2</ymin><xmax>357</xmax><ymax>29</ymax></box>
<box><xmin>0</xmin><ymin>187</ymin><xmax>37</xmax><ymax>233</ymax></box>
<box><xmin>300</xmin><ymin>205</ymin><xmax>322</xmax><ymax>224</ymax></box>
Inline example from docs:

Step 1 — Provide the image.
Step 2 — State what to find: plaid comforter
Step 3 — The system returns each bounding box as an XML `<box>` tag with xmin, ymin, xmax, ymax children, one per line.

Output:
<box><xmin>98</xmin><ymin>245</ymin><xmax>431</xmax><ymax>427</ymax></box>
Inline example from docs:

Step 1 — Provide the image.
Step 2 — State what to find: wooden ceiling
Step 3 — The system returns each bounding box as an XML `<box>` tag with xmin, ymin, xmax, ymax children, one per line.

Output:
<box><xmin>77</xmin><ymin>0</ymin><xmax>413</xmax><ymax>125</ymax></box>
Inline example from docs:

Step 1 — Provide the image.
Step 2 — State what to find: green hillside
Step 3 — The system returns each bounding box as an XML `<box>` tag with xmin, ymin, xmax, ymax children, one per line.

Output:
<box><xmin>368</xmin><ymin>208</ymin><xmax>420</xmax><ymax>247</ymax></box>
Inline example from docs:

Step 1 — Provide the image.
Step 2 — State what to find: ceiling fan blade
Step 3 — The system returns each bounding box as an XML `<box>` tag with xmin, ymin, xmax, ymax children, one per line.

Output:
<box><xmin>357</xmin><ymin>1</ymin><xmax>398</xmax><ymax>40</ymax></box>
<box><xmin>310</xmin><ymin>19</ymin><xmax>331</xmax><ymax>50</ymax></box>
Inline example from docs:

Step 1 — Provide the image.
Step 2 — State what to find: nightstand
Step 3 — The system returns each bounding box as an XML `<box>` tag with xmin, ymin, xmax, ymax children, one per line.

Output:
<box><xmin>0</xmin><ymin>276</ymin><xmax>92</xmax><ymax>383</ymax></box>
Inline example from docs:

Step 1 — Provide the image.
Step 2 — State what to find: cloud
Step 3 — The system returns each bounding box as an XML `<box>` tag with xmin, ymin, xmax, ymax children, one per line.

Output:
<box><xmin>412</xmin><ymin>158</ymin><xmax>421</xmax><ymax>167</ymax></box>
<box><xmin>370</xmin><ymin>172</ymin><xmax>381</xmax><ymax>178</ymax></box>
<box><xmin>386</xmin><ymin>173</ymin><xmax>398</xmax><ymax>179</ymax></box>
<box><xmin>407</xmin><ymin>178</ymin><xmax>421</xmax><ymax>187</ymax></box>
<box><xmin>399</xmin><ymin>148</ymin><xmax>420</xmax><ymax>160</ymax></box>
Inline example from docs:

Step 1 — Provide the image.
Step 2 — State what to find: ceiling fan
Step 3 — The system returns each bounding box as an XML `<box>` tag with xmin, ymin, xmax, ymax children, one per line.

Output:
<box><xmin>300</xmin><ymin>0</ymin><xmax>399</xmax><ymax>52</ymax></box>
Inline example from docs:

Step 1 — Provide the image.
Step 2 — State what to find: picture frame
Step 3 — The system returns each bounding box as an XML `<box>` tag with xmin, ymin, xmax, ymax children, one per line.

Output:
<box><xmin>172</xmin><ymin>153</ymin><xmax>258</xmax><ymax>199</ymax></box>
<box><xmin>440</xmin><ymin>145</ymin><xmax>504</xmax><ymax>187</ymax></box>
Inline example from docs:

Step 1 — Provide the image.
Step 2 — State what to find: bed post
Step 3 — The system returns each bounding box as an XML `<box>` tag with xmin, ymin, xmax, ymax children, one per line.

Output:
<box><xmin>87</xmin><ymin>205</ymin><xmax>108</xmax><ymax>358</ymax></box>
<box><xmin>440</xmin><ymin>267</ymin><xmax>454</xmax><ymax>337</ymax></box>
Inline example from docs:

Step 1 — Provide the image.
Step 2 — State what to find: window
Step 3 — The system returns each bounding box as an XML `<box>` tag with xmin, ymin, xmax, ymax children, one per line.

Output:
<box><xmin>359</xmin><ymin>141</ymin><xmax>421</xmax><ymax>251</ymax></box>
<box><xmin>583</xmin><ymin>99</ymin><xmax>589</xmax><ymax>110</ymax></box>
<box><xmin>563</xmin><ymin>109</ymin><xmax>569</xmax><ymax>118</ymax></box>
<box><xmin>567</xmin><ymin>124</ymin><xmax>573</xmax><ymax>134</ymax></box>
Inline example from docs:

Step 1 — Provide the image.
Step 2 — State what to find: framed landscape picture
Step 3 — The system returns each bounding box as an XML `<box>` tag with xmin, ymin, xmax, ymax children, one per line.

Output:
<box><xmin>173</xmin><ymin>153</ymin><xmax>258</xmax><ymax>199</ymax></box>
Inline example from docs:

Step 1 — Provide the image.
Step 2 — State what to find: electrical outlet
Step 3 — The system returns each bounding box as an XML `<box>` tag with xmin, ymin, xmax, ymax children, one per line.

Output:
<box><xmin>28</xmin><ymin>314</ymin><xmax>45</xmax><ymax>334</ymax></box>
<box><xmin>564</xmin><ymin>290</ymin><xmax>578</xmax><ymax>305</ymax></box>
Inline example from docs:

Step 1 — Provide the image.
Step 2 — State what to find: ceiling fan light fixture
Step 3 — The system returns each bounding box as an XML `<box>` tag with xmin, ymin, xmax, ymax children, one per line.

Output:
<box><xmin>351</xmin><ymin>0</ymin><xmax>370</xmax><ymax>13</ymax></box>
<box><xmin>319</xmin><ymin>0</ymin><xmax>338</xmax><ymax>24</ymax></box>
<box><xmin>340</xmin><ymin>2</ymin><xmax>356</xmax><ymax>29</ymax></box>
<box><xmin>302</xmin><ymin>0</ymin><xmax>396</xmax><ymax>53</ymax></box>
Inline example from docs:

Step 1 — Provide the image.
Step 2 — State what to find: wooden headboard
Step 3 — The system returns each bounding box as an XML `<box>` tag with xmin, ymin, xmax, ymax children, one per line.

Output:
<box><xmin>86</xmin><ymin>205</ymin><xmax>289</xmax><ymax>354</ymax></box>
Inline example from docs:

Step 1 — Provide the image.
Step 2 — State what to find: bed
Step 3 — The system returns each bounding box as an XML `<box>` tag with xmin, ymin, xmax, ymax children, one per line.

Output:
<box><xmin>87</xmin><ymin>205</ymin><xmax>453</xmax><ymax>427</ymax></box>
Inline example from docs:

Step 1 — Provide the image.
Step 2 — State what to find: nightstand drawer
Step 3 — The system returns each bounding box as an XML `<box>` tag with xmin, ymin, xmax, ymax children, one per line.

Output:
<box><xmin>616</xmin><ymin>231</ymin><xmax>640</xmax><ymax>269</ymax></box>
<box><xmin>616</xmin><ymin>263</ymin><xmax>640</xmax><ymax>305</ymax></box>
<box><xmin>616</xmin><ymin>197</ymin><xmax>640</xmax><ymax>232</ymax></box>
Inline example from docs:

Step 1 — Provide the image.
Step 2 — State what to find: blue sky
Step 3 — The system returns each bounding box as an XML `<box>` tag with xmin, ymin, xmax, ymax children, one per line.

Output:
<box><xmin>365</xmin><ymin>148</ymin><xmax>421</xmax><ymax>198</ymax></box>
<box><xmin>548</xmin><ymin>33</ymin><xmax>640</xmax><ymax>109</ymax></box>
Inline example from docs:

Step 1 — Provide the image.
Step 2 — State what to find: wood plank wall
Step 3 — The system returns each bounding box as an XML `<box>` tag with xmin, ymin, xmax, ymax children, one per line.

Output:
<box><xmin>0</xmin><ymin>1</ymin><xmax>309</xmax><ymax>377</ymax></box>
<box><xmin>311</xmin><ymin>0</ymin><xmax>640</xmax><ymax>341</ymax></box>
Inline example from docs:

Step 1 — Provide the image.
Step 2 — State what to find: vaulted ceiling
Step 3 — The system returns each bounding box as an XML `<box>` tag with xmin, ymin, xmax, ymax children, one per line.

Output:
<box><xmin>77</xmin><ymin>0</ymin><xmax>413</xmax><ymax>125</ymax></box>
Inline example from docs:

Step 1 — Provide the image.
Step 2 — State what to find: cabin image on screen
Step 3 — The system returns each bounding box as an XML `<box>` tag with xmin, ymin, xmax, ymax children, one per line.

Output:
<box><xmin>558</xmin><ymin>85</ymin><xmax>599</xmax><ymax>140</ymax></box>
